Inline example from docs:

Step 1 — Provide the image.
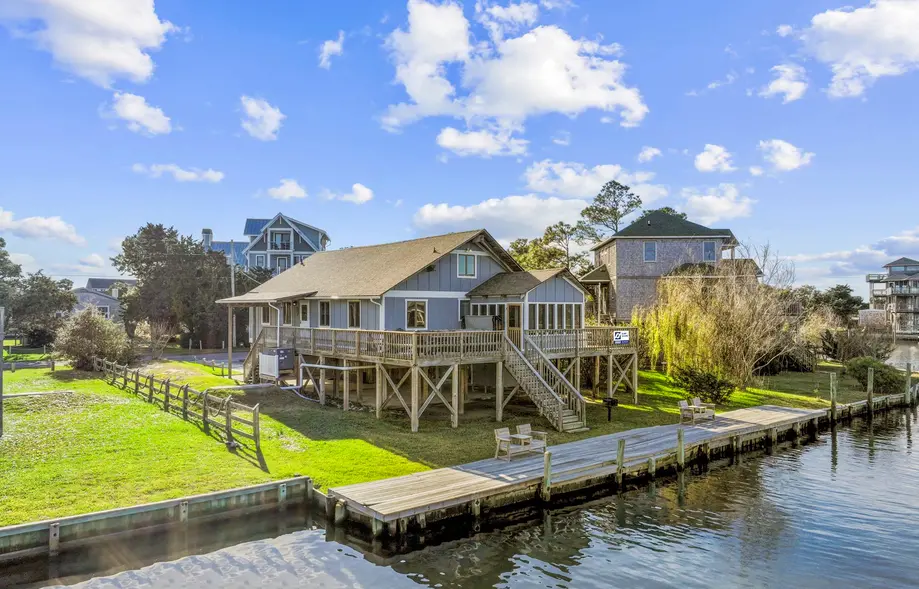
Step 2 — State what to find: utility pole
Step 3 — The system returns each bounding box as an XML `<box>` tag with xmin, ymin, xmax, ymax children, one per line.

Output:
<box><xmin>229</xmin><ymin>240</ymin><xmax>236</xmax><ymax>348</ymax></box>
<box><xmin>1</xmin><ymin>307</ymin><xmax>5</xmax><ymax>438</ymax></box>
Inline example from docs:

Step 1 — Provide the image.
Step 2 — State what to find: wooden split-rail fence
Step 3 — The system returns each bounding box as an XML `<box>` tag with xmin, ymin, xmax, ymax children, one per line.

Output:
<box><xmin>92</xmin><ymin>357</ymin><xmax>261</xmax><ymax>452</ymax></box>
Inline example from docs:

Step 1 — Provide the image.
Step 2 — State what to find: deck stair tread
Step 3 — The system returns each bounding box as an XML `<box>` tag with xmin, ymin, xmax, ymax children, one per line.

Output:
<box><xmin>329</xmin><ymin>405</ymin><xmax>825</xmax><ymax>522</ymax></box>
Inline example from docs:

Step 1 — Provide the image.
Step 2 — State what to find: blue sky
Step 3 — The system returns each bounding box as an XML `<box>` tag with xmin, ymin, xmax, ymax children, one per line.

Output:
<box><xmin>0</xmin><ymin>0</ymin><xmax>917</xmax><ymax>295</ymax></box>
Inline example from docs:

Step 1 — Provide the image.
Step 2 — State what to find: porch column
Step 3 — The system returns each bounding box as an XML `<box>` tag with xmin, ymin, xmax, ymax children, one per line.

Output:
<box><xmin>411</xmin><ymin>366</ymin><xmax>420</xmax><ymax>432</ymax></box>
<box><xmin>496</xmin><ymin>361</ymin><xmax>504</xmax><ymax>422</ymax></box>
<box><xmin>227</xmin><ymin>305</ymin><xmax>233</xmax><ymax>378</ymax></box>
<box><xmin>343</xmin><ymin>360</ymin><xmax>350</xmax><ymax>411</ymax></box>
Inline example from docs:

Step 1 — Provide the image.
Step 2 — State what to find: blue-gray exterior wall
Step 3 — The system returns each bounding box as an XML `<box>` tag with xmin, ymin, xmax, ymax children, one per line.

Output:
<box><xmin>73</xmin><ymin>291</ymin><xmax>122</xmax><ymax>322</ymax></box>
<box><xmin>245</xmin><ymin>216</ymin><xmax>323</xmax><ymax>270</ymax></box>
<box><xmin>305</xmin><ymin>299</ymin><xmax>380</xmax><ymax>330</ymax></box>
<box><xmin>390</xmin><ymin>251</ymin><xmax>504</xmax><ymax>292</ymax></box>
<box><xmin>528</xmin><ymin>276</ymin><xmax>585</xmax><ymax>303</ymax></box>
<box><xmin>383</xmin><ymin>297</ymin><xmax>460</xmax><ymax>331</ymax></box>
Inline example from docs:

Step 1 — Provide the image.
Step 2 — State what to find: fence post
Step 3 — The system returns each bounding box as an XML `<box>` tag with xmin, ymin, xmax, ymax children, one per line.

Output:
<box><xmin>867</xmin><ymin>367</ymin><xmax>874</xmax><ymax>416</ymax></box>
<box><xmin>182</xmin><ymin>384</ymin><xmax>189</xmax><ymax>420</ymax></box>
<box><xmin>224</xmin><ymin>398</ymin><xmax>235</xmax><ymax>447</ymax></box>
<box><xmin>134</xmin><ymin>370</ymin><xmax>140</xmax><ymax>394</ymax></box>
<box><xmin>253</xmin><ymin>403</ymin><xmax>261</xmax><ymax>453</ymax></box>
<box><xmin>123</xmin><ymin>364</ymin><xmax>129</xmax><ymax>387</ymax></box>
<box><xmin>147</xmin><ymin>375</ymin><xmax>154</xmax><ymax>403</ymax></box>
<box><xmin>164</xmin><ymin>379</ymin><xmax>171</xmax><ymax>412</ymax></box>
<box><xmin>202</xmin><ymin>393</ymin><xmax>209</xmax><ymax>433</ymax></box>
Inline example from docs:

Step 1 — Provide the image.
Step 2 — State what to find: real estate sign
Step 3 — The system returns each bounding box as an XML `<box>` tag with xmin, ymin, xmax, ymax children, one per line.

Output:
<box><xmin>613</xmin><ymin>329</ymin><xmax>630</xmax><ymax>345</ymax></box>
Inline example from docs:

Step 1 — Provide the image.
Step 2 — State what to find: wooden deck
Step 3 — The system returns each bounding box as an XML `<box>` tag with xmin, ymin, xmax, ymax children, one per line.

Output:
<box><xmin>328</xmin><ymin>406</ymin><xmax>825</xmax><ymax>528</ymax></box>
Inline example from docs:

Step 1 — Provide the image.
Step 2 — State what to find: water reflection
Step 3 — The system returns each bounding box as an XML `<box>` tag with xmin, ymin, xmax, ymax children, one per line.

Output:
<box><xmin>16</xmin><ymin>410</ymin><xmax>919</xmax><ymax>589</ymax></box>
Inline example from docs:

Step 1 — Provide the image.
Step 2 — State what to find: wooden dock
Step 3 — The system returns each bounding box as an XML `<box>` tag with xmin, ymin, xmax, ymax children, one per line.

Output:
<box><xmin>328</xmin><ymin>405</ymin><xmax>829</xmax><ymax>537</ymax></box>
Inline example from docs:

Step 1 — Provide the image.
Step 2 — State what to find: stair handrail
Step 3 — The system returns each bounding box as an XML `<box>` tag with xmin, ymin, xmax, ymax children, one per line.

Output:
<box><xmin>242</xmin><ymin>329</ymin><xmax>267</xmax><ymax>382</ymax></box>
<box><xmin>523</xmin><ymin>334</ymin><xmax>586</xmax><ymax>425</ymax></box>
<box><xmin>503</xmin><ymin>334</ymin><xmax>566</xmax><ymax>430</ymax></box>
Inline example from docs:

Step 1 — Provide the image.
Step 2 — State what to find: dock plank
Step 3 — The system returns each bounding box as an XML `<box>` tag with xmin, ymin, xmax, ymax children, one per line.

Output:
<box><xmin>329</xmin><ymin>406</ymin><xmax>824</xmax><ymax>523</ymax></box>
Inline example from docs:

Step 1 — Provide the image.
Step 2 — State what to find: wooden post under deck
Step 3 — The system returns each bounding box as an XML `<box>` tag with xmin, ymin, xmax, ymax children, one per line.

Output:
<box><xmin>459</xmin><ymin>365</ymin><xmax>467</xmax><ymax>415</ymax></box>
<box><xmin>226</xmin><ymin>306</ymin><xmax>233</xmax><ymax>378</ymax></box>
<box><xmin>411</xmin><ymin>366</ymin><xmax>420</xmax><ymax>432</ymax></box>
<box><xmin>632</xmin><ymin>352</ymin><xmax>639</xmax><ymax>404</ymax></box>
<box><xmin>573</xmin><ymin>357</ymin><xmax>581</xmax><ymax>394</ymax></box>
<box><xmin>451</xmin><ymin>363</ymin><xmax>460</xmax><ymax>428</ymax></box>
<box><xmin>375</xmin><ymin>363</ymin><xmax>383</xmax><ymax>419</ymax></box>
<box><xmin>318</xmin><ymin>356</ymin><xmax>326</xmax><ymax>405</ymax></box>
<box><xmin>606</xmin><ymin>354</ymin><xmax>613</xmax><ymax>398</ymax></box>
<box><xmin>343</xmin><ymin>360</ymin><xmax>350</xmax><ymax>411</ymax></box>
<box><xmin>593</xmin><ymin>356</ymin><xmax>601</xmax><ymax>397</ymax></box>
<box><xmin>496</xmin><ymin>361</ymin><xmax>504</xmax><ymax>422</ymax></box>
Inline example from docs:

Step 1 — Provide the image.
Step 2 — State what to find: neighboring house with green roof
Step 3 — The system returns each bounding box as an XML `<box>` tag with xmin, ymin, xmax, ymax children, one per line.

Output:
<box><xmin>583</xmin><ymin>211</ymin><xmax>742</xmax><ymax>321</ymax></box>
<box><xmin>202</xmin><ymin>213</ymin><xmax>331</xmax><ymax>275</ymax></box>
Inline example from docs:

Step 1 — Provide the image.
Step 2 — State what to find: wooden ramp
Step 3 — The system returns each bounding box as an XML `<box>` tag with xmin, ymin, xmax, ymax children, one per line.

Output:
<box><xmin>329</xmin><ymin>406</ymin><xmax>825</xmax><ymax>525</ymax></box>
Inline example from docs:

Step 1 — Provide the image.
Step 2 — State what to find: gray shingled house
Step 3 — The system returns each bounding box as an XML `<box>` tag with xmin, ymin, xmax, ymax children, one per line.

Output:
<box><xmin>582</xmin><ymin>211</ymin><xmax>748</xmax><ymax>321</ymax></box>
<box><xmin>217</xmin><ymin>229</ymin><xmax>640</xmax><ymax>433</ymax></box>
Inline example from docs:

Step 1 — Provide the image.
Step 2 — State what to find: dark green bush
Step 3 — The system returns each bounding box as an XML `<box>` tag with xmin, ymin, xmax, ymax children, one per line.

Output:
<box><xmin>845</xmin><ymin>357</ymin><xmax>906</xmax><ymax>395</ymax></box>
<box><xmin>672</xmin><ymin>365</ymin><xmax>735</xmax><ymax>404</ymax></box>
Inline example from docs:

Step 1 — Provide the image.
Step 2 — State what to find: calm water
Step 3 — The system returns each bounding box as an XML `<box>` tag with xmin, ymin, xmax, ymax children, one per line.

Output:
<box><xmin>889</xmin><ymin>342</ymin><xmax>919</xmax><ymax>370</ymax></box>
<box><xmin>14</xmin><ymin>410</ymin><xmax>919</xmax><ymax>589</ymax></box>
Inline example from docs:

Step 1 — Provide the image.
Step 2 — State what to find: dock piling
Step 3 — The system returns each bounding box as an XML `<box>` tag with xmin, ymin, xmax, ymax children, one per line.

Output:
<box><xmin>906</xmin><ymin>363</ymin><xmax>913</xmax><ymax>406</ymax></box>
<box><xmin>677</xmin><ymin>428</ymin><xmax>685</xmax><ymax>471</ymax></box>
<box><xmin>333</xmin><ymin>501</ymin><xmax>347</xmax><ymax>525</ymax></box>
<box><xmin>647</xmin><ymin>456</ymin><xmax>656</xmax><ymax>479</ymax></box>
<box><xmin>867</xmin><ymin>367</ymin><xmax>875</xmax><ymax>417</ymax></box>
<box><xmin>542</xmin><ymin>451</ymin><xmax>552</xmax><ymax>501</ymax></box>
<box><xmin>616</xmin><ymin>439</ymin><xmax>626</xmax><ymax>487</ymax></box>
<box><xmin>830</xmin><ymin>372</ymin><xmax>838</xmax><ymax>424</ymax></box>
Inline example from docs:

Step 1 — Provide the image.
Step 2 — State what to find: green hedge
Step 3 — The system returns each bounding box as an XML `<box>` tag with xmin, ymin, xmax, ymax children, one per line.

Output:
<box><xmin>845</xmin><ymin>357</ymin><xmax>905</xmax><ymax>396</ymax></box>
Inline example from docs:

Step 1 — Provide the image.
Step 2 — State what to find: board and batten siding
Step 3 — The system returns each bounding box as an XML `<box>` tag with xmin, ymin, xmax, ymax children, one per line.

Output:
<box><xmin>527</xmin><ymin>276</ymin><xmax>585</xmax><ymax>303</ymax></box>
<box><xmin>305</xmin><ymin>299</ymin><xmax>380</xmax><ymax>330</ymax></box>
<box><xmin>383</xmin><ymin>297</ymin><xmax>460</xmax><ymax>331</ymax></box>
<box><xmin>389</xmin><ymin>250</ymin><xmax>504</xmax><ymax>292</ymax></box>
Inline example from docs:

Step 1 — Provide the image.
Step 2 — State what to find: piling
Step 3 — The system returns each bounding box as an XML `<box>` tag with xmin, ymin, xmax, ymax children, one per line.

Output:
<box><xmin>906</xmin><ymin>363</ymin><xmax>913</xmax><ymax>406</ymax></box>
<box><xmin>542</xmin><ymin>451</ymin><xmax>552</xmax><ymax>501</ymax></box>
<box><xmin>867</xmin><ymin>367</ymin><xmax>875</xmax><ymax>416</ymax></box>
<box><xmin>830</xmin><ymin>372</ymin><xmax>838</xmax><ymax>424</ymax></box>
<box><xmin>616</xmin><ymin>439</ymin><xmax>626</xmax><ymax>487</ymax></box>
<box><xmin>676</xmin><ymin>428</ymin><xmax>685</xmax><ymax>471</ymax></box>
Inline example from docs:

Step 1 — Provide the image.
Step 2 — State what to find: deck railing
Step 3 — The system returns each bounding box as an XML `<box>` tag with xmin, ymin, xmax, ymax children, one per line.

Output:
<box><xmin>522</xmin><ymin>334</ymin><xmax>586</xmax><ymax>426</ymax></box>
<box><xmin>262</xmin><ymin>325</ymin><xmax>635</xmax><ymax>364</ymax></box>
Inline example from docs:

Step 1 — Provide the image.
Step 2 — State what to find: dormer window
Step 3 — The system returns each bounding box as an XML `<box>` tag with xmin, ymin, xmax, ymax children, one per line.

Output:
<box><xmin>458</xmin><ymin>254</ymin><xmax>477</xmax><ymax>278</ymax></box>
<box><xmin>703</xmin><ymin>241</ymin><xmax>717</xmax><ymax>262</ymax></box>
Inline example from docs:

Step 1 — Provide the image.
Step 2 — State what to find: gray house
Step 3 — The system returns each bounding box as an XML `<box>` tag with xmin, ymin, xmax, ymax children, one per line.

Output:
<box><xmin>582</xmin><ymin>212</ymin><xmax>742</xmax><ymax>321</ymax></box>
<box><xmin>73</xmin><ymin>288</ymin><xmax>122</xmax><ymax>322</ymax></box>
<box><xmin>866</xmin><ymin>257</ymin><xmax>919</xmax><ymax>338</ymax></box>
<box><xmin>203</xmin><ymin>213</ymin><xmax>331</xmax><ymax>274</ymax></box>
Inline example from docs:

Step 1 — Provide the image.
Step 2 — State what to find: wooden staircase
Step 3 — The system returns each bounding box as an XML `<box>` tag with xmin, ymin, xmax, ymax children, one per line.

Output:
<box><xmin>503</xmin><ymin>335</ymin><xmax>587</xmax><ymax>432</ymax></box>
<box><xmin>242</xmin><ymin>330</ymin><xmax>266</xmax><ymax>384</ymax></box>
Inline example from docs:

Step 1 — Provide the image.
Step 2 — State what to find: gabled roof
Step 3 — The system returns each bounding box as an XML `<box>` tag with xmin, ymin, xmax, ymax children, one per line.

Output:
<box><xmin>580</xmin><ymin>264</ymin><xmax>610</xmax><ymax>283</ymax></box>
<box><xmin>590</xmin><ymin>211</ymin><xmax>738</xmax><ymax>251</ymax></box>
<box><xmin>209</xmin><ymin>241</ymin><xmax>247</xmax><ymax>267</ymax></box>
<box><xmin>73</xmin><ymin>287</ymin><xmax>120</xmax><ymax>303</ymax></box>
<box><xmin>467</xmin><ymin>268</ymin><xmax>586</xmax><ymax>297</ymax></box>
<box><xmin>241</xmin><ymin>213</ymin><xmax>329</xmax><ymax>255</ymax></box>
<box><xmin>85</xmin><ymin>278</ymin><xmax>136</xmax><ymax>290</ymax></box>
<box><xmin>243</xmin><ymin>214</ymin><xmax>330</xmax><ymax>243</ymax></box>
<box><xmin>218</xmin><ymin>230</ymin><xmax>521</xmax><ymax>303</ymax></box>
<box><xmin>885</xmin><ymin>257</ymin><xmax>919</xmax><ymax>267</ymax></box>
<box><xmin>243</xmin><ymin>218</ymin><xmax>271</xmax><ymax>236</ymax></box>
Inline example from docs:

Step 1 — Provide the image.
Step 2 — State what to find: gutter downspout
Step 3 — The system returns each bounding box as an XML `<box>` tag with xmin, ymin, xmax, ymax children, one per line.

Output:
<box><xmin>370</xmin><ymin>297</ymin><xmax>383</xmax><ymax>330</ymax></box>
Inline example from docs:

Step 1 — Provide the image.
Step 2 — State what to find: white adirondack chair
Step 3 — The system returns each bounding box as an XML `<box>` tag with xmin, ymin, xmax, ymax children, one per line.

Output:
<box><xmin>516</xmin><ymin>423</ymin><xmax>547</xmax><ymax>453</ymax></box>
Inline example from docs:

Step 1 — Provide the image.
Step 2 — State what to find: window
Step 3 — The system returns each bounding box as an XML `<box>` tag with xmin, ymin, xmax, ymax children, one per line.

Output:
<box><xmin>643</xmin><ymin>242</ymin><xmax>657</xmax><ymax>262</ymax></box>
<box><xmin>457</xmin><ymin>254</ymin><xmax>477</xmax><ymax>278</ymax></box>
<box><xmin>293</xmin><ymin>255</ymin><xmax>302</xmax><ymax>265</ymax></box>
<box><xmin>703</xmin><ymin>241</ymin><xmax>717</xmax><ymax>262</ymax></box>
<box><xmin>574</xmin><ymin>305</ymin><xmax>582</xmax><ymax>328</ymax></box>
<box><xmin>406</xmin><ymin>300</ymin><xmax>427</xmax><ymax>329</ymax></box>
<box><xmin>565</xmin><ymin>304</ymin><xmax>573</xmax><ymax>328</ymax></box>
<box><xmin>348</xmin><ymin>301</ymin><xmax>361</xmax><ymax>328</ymax></box>
<box><xmin>255</xmin><ymin>254</ymin><xmax>266</xmax><ymax>268</ymax></box>
<box><xmin>262</xmin><ymin>306</ymin><xmax>270</xmax><ymax>324</ymax></box>
<box><xmin>300</xmin><ymin>303</ymin><xmax>310</xmax><ymax>325</ymax></box>
<box><xmin>528</xmin><ymin>304</ymin><xmax>537</xmax><ymax>328</ymax></box>
<box><xmin>282</xmin><ymin>302</ymin><xmax>294</xmax><ymax>325</ymax></box>
<box><xmin>547</xmin><ymin>304</ymin><xmax>556</xmax><ymax>329</ymax></box>
<box><xmin>538</xmin><ymin>304</ymin><xmax>547</xmax><ymax>329</ymax></box>
<box><xmin>96</xmin><ymin>305</ymin><xmax>110</xmax><ymax>320</ymax></box>
<box><xmin>319</xmin><ymin>301</ymin><xmax>331</xmax><ymax>327</ymax></box>
<box><xmin>277</xmin><ymin>257</ymin><xmax>289</xmax><ymax>272</ymax></box>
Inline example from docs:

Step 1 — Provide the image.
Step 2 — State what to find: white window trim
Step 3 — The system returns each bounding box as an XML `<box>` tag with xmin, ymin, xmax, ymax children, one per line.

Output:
<box><xmin>255</xmin><ymin>254</ymin><xmax>266</xmax><ymax>268</ymax></box>
<box><xmin>318</xmin><ymin>300</ymin><xmax>331</xmax><ymax>328</ymax></box>
<box><xmin>282</xmin><ymin>302</ymin><xmax>294</xmax><ymax>326</ymax></box>
<box><xmin>643</xmin><ymin>241</ymin><xmax>658</xmax><ymax>263</ymax></box>
<box><xmin>405</xmin><ymin>298</ymin><xmax>428</xmax><ymax>330</ymax></box>
<box><xmin>347</xmin><ymin>300</ymin><xmax>362</xmax><ymax>329</ymax></box>
<box><xmin>703</xmin><ymin>240</ymin><xmax>718</xmax><ymax>262</ymax></box>
<box><xmin>96</xmin><ymin>305</ymin><xmax>110</xmax><ymax>319</ymax></box>
<box><xmin>261</xmin><ymin>306</ymin><xmax>271</xmax><ymax>325</ymax></box>
<box><xmin>299</xmin><ymin>300</ymin><xmax>311</xmax><ymax>326</ymax></box>
<box><xmin>456</xmin><ymin>253</ymin><xmax>477</xmax><ymax>279</ymax></box>
<box><xmin>458</xmin><ymin>298</ymin><xmax>470</xmax><ymax>321</ymax></box>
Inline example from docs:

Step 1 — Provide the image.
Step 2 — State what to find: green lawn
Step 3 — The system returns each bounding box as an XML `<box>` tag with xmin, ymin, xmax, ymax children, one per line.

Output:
<box><xmin>0</xmin><ymin>361</ymin><xmax>870</xmax><ymax>527</ymax></box>
<box><xmin>2</xmin><ymin>346</ymin><xmax>47</xmax><ymax>362</ymax></box>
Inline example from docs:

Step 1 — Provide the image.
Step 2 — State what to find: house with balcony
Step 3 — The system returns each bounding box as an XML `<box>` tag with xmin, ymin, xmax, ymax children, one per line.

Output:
<box><xmin>202</xmin><ymin>213</ymin><xmax>331</xmax><ymax>274</ymax></box>
<box><xmin>867</xmin><ymin>257</ymin><xmax>919</xmax><ymax>339</ymax></box>
<box><xmin>581</xmin><ymin>211</ymin><xmax>755</xmax><ymax>322</ymax></box>
<box><xmin>217</xmin><ymin>229</ymin><xmax>639</xmax><ymax>433</ymax></box>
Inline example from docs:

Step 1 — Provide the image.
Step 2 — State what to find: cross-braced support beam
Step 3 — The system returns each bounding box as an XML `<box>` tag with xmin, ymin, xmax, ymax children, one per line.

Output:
<box><xmin>417</xmin><ymin>365</ymin><xmax>459</xmax><ymax>428</ymax></box>
<box><xmin>608</xmin><ymin>354</ymin><xmax>639</xmax><ymax>402</ymax></box>
<box><xmin>378</xmin><ymin>364</ymin><xmax>412</xmax><ymax>420</ymax></box>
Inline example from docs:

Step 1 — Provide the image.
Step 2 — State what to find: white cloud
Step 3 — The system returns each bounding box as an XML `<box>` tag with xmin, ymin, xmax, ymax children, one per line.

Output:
<box><xmin>79</xmin><ymin>253</ymin><xmax>106</xmax><ymax>268</ymax></box>
<box><xmin>325</xmin><ymin>183</ymin><xmax>375</xmax><ymax>205</ymax></box>
<box><xmin>436</xmin><ymin>126</ymin><xmax>528</xmax><ymax>157</ymax></box>
<box><xmin>240</xmin><ymin>96</ymin><xmax>285</xmax><ymax>141</ymax></box>
<box><xmin>524</xmin><ymin>159</ymin><xmax>668</xmax><ymax>203</ymax></box>
<box><xmin>749</xmin><ymin>166</ymin><xmax>764</xmax><ymax>177</ymax></box>
<box><xmin>107</xmin><ymin>92</ymin><xmax>172</xmax><ymax>135</ymax></box>
<box><xmin>413</xmin><ymin>194</ymin><xmax>586</xmax><ymax>241</ymax></box>
<box><xmin>694</xmin><ymin>144</ymin><xmax>736</xmax><ymax>173</ymax></box>
<box><xmin>383</xmin><ymin>1</ymin><xmax>647</xmax><ymax>132</ymax></box>
<box><xmin>637</xmin><ymin>146</ymin><xmax>662</xmax><ymax>163</ymax></box>
<box><xmin>0</xmin><ymin>0</ymin><xmax>177</xmax><ymax>87</ymax></box>
<box><xmin>9</xmin><ymin>253</ymin><xmax>38</xmax><ymax>273</ymax></box>
<box><xmin>758</xmin><ymin>139</ymin><xmax>815</xmax><ymax>171</ymax></box>
<box><xmin>552</xmin><ymin>131</ymin><xmax>571</xmax><ymax>146</ymax></box>
<box><xmin>476</xmin><ymin>1</ymin><xmax>540</xmax><ymax>41</ymax></box>
<box><xmin>759</xmin><ymin>64</ymin><xmax>808</xmax><ymax>103</ymax></box>
<box><xmin>776</xmin><ymin>24</ymin><xmax>794</xmax><ymax>37</ymax></box>
<box><xmin>319</xmin><ymin>30</ymin><xmax>345</xmax><ymax>69</ymax></box>
<box><xmin>132</xmin><ymin>163</ymin><xmax>224</xmax><ymax>183</ymax></box>
<box><xmin>265</xmin><ymin>179</ymin><xmax>307</xmax><ymax>201</ymax></box>
<box><xmin>682</xmin><ymin>184</ymin><xmax>755</xmax><ymax>225</ymax></box>
<box><xmin>874</xmin><ymin>225</ymin><xmax>919</xmax><ymax>256</ymax></box>
<box><xmin>0</xmin><ymin>207</ymin><xmax>86</xmax><ymax>245</ymax></box>
<box><xmin>801</xmin><ymin>0</ymin><xmax>919</xmax><ymax>97</ymax></box>
<box><xmin>539</xmin><ymin>0</ymin><xmax>575</xmax><ymax>9</ymax></box>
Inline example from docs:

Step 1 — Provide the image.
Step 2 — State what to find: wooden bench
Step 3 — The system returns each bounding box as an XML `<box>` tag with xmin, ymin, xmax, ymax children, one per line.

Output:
<box><xmin>679</xmin><ymin>399</ymin><xmax>714</xmax><ymax>424</ymax></box>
